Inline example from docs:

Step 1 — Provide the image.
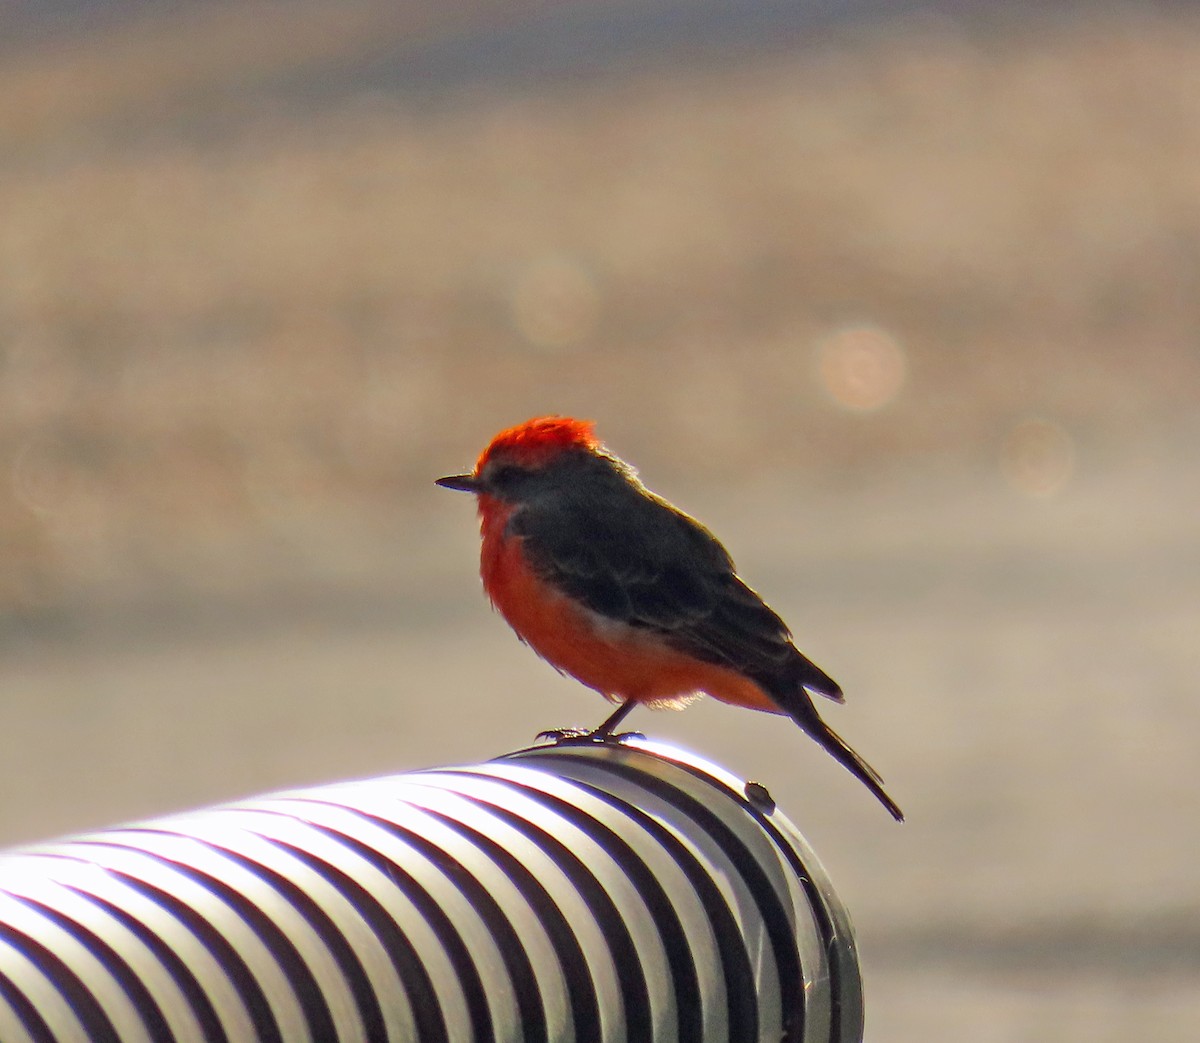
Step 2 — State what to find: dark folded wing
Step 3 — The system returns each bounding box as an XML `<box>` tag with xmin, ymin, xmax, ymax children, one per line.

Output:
<box><xmin>510</xmin><ymin>487</ymin><xmax>842</xmax><ymax>701</ymax></box>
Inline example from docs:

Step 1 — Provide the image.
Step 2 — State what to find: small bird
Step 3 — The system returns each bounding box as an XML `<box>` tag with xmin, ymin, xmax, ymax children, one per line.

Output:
<box><xmin>437</xmin><ymin>416</ymin><xmax>903</xmax><ymax>821</ymax></box>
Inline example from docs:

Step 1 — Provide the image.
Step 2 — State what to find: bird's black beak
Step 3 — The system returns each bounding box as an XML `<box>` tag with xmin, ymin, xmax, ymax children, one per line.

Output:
<box><xmin>435</xmin><ymin>473</ymin><xmax>481</xmax><ymax>493</ymax></box>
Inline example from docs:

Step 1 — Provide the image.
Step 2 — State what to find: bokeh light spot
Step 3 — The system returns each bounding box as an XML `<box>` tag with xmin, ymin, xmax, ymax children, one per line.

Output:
<box><xmin>510</xmin><ymin>256</ymin><xmax>600</xmax><ymax>349</ymax></box>
<box><xmin>817</xmin><ymin>324</ymin><xmax>907</xmax><ymax>412</ymax></box>
<box><xmin>1000</xmin><ymin>417</ymin><xmax>1075</xmax><ymax>497</ymax></box>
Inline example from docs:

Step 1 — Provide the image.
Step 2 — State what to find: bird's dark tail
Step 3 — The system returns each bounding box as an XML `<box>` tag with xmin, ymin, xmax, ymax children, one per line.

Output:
<box><xmin>785</xmin><ymin>689</ymin><xmax>905</xmax><ymax>822</ymax></box>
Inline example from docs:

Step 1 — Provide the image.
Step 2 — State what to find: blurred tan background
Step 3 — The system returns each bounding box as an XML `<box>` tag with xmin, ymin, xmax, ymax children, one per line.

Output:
<box><xmin>1</xmin><ymin>1</ymin><xmax>1198</xmax><ymax>1039</ymax></box>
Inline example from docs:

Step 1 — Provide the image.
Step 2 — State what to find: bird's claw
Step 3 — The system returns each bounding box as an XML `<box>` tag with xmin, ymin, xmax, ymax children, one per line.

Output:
<box><xmin>535</xmin><ymin>728</ymin><xmax>645</xmax><ymax>745</ymax></box>
<box><xmin>536</xmin><ymin>727</ymin><xmax>588</xmax><ymax>742</ymax></box>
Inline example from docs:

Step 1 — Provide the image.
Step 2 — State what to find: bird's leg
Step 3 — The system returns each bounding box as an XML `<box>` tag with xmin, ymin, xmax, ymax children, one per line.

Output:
<box><xmin>590</xmin><ymin>699</ymin><xmax>638</xmax><ymax>738</ymax></box>
<box><xmin>536</xmin><ymin>700</ymin><xmax>643</xmax><ymax>745</ymax></box>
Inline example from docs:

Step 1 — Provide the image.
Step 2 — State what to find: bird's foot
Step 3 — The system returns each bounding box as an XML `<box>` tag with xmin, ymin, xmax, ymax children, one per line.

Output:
<box><xmin>535</xmin><ymin>727</ymin><xmax>645</xmax><ymax>745</ymax></box>
<box><xmin>535</xmin><ymin>727</ymin><xmax>587</xmax><ymax>742</ymax></box>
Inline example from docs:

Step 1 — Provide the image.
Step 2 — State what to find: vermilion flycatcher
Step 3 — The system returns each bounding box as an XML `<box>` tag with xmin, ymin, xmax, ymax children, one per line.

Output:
<box><xmin>437</xmin><ymin>415</ymin><xmax>903</xmax><ymax>820</ymax></box>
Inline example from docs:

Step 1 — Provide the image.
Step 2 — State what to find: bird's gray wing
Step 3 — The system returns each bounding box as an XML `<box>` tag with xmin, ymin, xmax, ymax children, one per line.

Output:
<box><xmin>509</xmin><ymin>488</ymin><xmax>842</xmax><ymax>701</ymax></box>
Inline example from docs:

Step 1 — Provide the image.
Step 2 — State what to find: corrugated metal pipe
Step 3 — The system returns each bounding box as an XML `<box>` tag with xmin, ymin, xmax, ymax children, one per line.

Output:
<box><xmin>0</xmin><ymin>739</ymin><xmax>864</xmax><ymax>1042</ymax></box>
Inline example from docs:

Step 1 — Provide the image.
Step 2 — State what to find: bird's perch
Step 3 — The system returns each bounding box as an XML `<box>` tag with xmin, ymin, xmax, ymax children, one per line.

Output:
<box><xmin>0</xmin><ymin>740</ymin><xmax>863</xmax><ymax>1042</ymax></box>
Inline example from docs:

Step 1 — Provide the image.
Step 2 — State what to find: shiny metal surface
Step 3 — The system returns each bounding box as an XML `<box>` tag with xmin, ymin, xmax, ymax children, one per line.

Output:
<box><xmin>0</xmin><ymin>740</ymin><xmax>863</xmax><ymax>1041</ymax></box>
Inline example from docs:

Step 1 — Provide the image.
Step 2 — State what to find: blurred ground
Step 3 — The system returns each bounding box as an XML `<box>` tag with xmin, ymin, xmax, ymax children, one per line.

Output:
<box><xmin>1</xmin><ymin>2</ymin><xmax>1198</xmax><ymax>1040</ymax></box>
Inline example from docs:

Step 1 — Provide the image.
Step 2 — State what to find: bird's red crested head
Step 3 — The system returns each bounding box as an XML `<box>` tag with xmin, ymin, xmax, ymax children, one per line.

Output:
<box><xmin>436</xmin><ymin>415</ymin><xmax>614</xmax><ymax>511</ymax></box>
<box><xmin>475</xmin><ymin>415</ymin><xmax>600</xmax><ymax>473</ymax></box>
